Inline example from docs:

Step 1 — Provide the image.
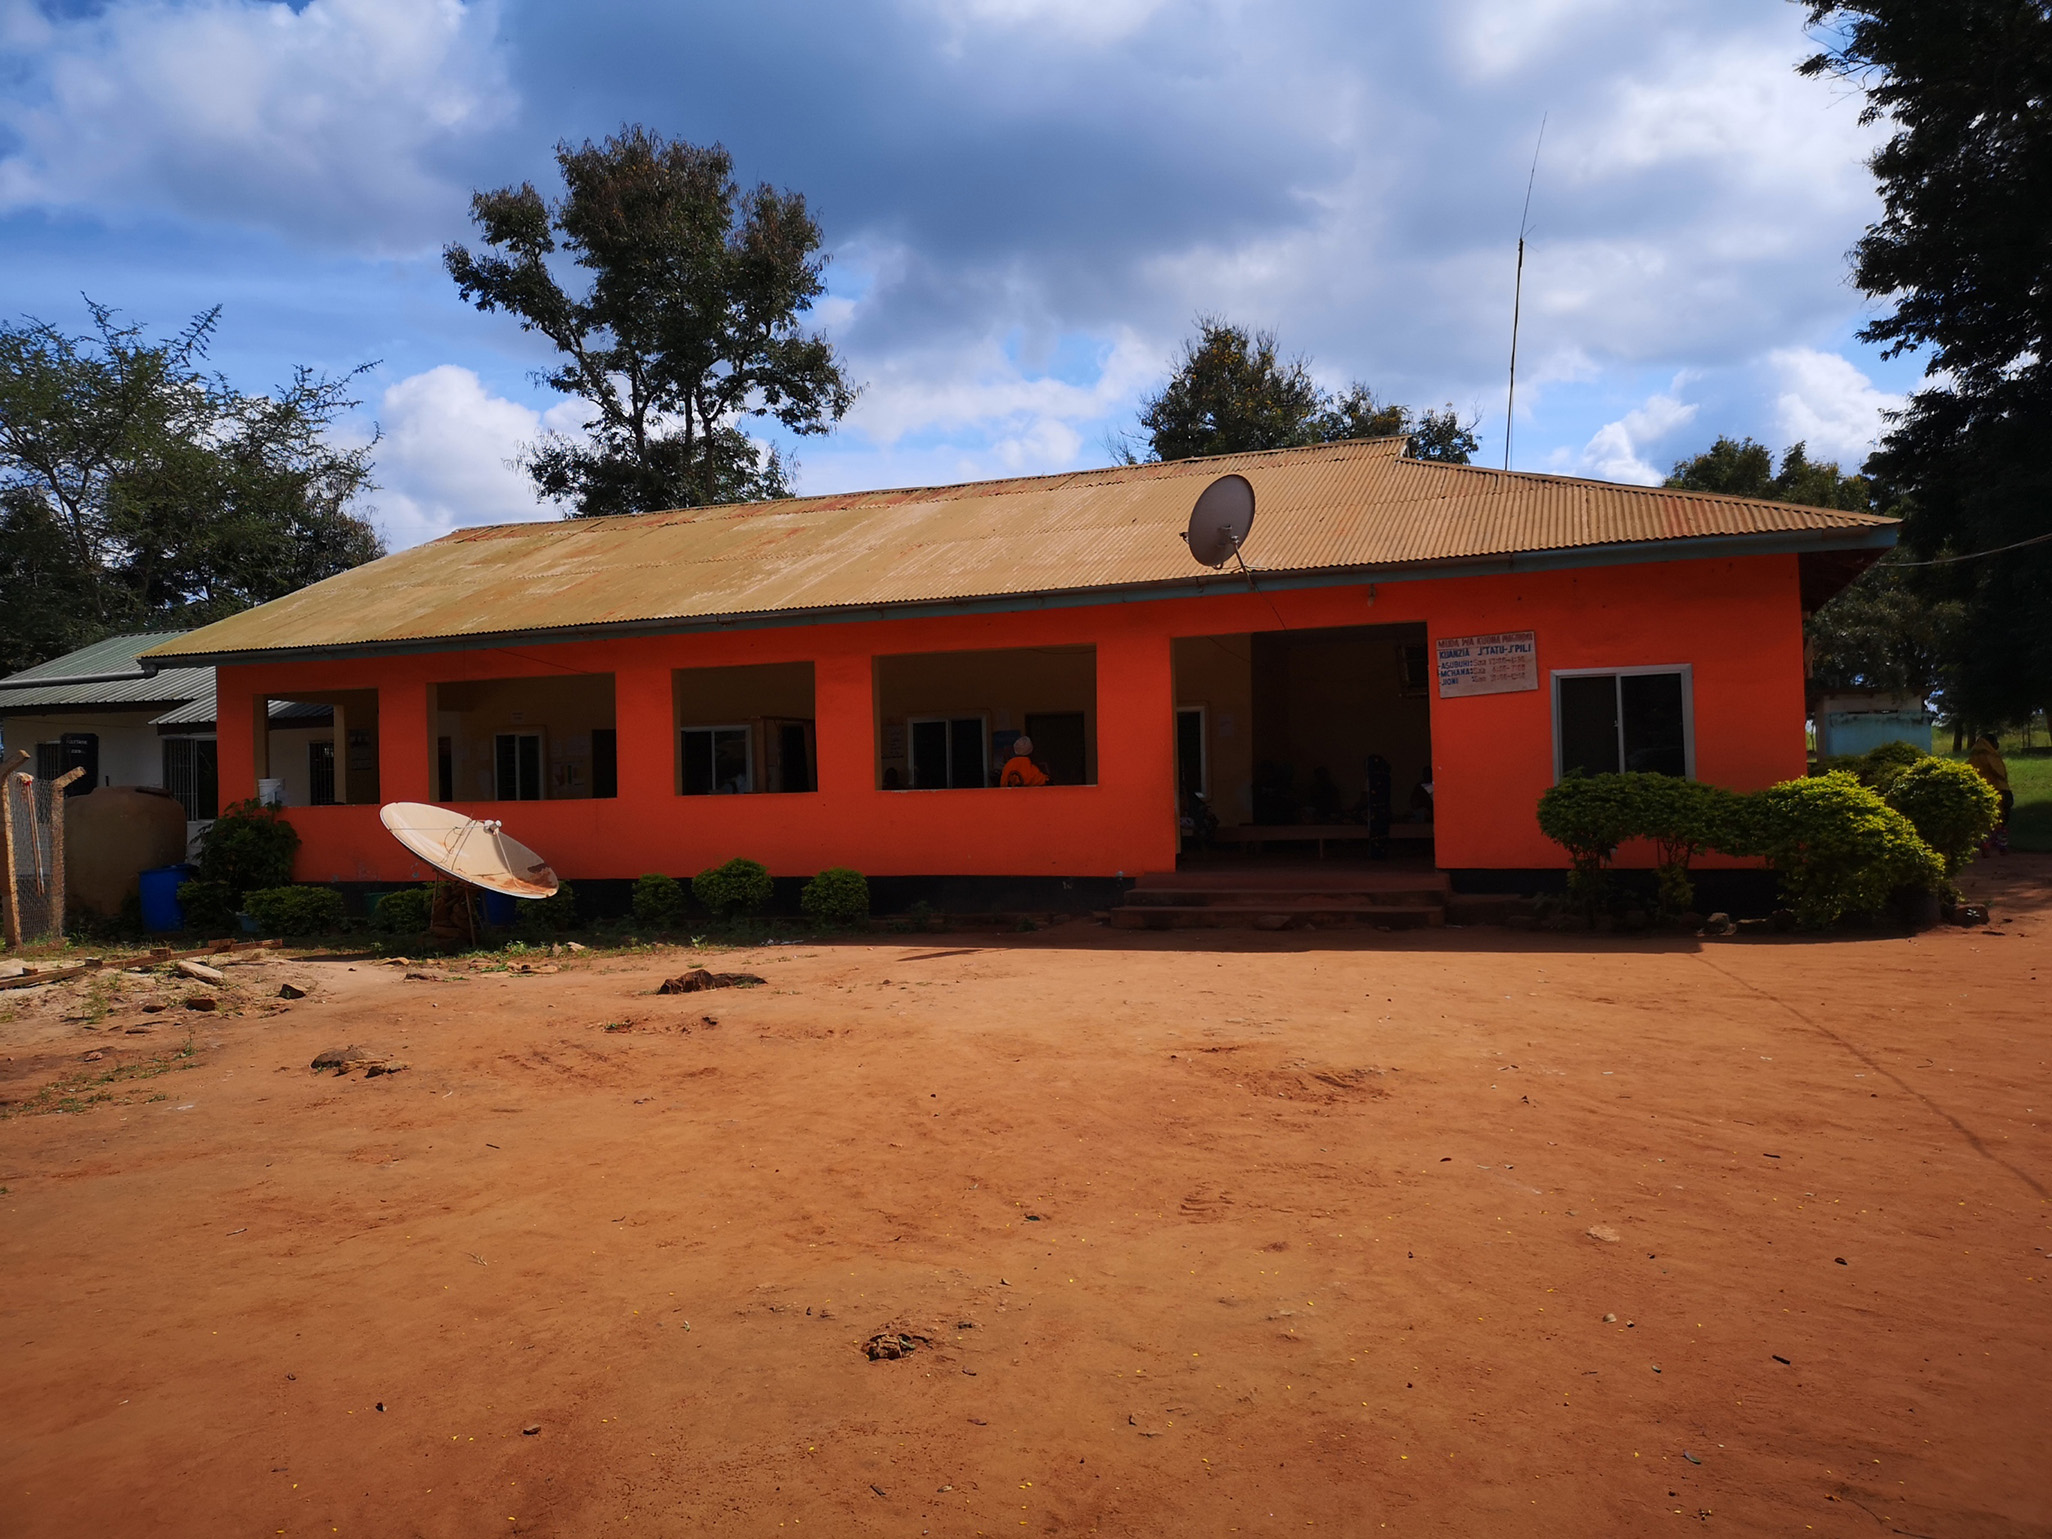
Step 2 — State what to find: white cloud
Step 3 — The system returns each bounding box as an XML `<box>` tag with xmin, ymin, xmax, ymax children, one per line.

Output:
<box><xmin>1576</xmin><ymin>386</ymin><xmax>1698</xmax><ymax>484</ymax></box>
<box><xmin>368</xmin><ymin>365</ymin><xmax>558</xmax><ymax>549</ymax></box>
<box><xmin>0</xmin><ymin>0</ymin><xmax>510</xmax><ymax>249</ymax></box>
<box><xmin>1768</xmin><ymin>347</ymin><xmax>1902</xmax><ymax>465</ymax></box>
<box><xmin>921</xmin><ymin>0</ymin><xmax>1171</xmax><ymax>46</ymax></box>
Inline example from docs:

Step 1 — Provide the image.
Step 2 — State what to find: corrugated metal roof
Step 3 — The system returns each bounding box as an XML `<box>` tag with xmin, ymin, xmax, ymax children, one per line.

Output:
<box><xmin>0</xmin><ymin>633</ymin><xmax>211</xmax><ymax>711</ymax></box>
<box><xmin>148</xmin><ymin>694</ymin><xmax>328</xmax><ymax>728</ymax></box>
<box><xmin>141</xmin><ymin>439</ymin><xmax>1895</xmax><ymax>666</ymax></box>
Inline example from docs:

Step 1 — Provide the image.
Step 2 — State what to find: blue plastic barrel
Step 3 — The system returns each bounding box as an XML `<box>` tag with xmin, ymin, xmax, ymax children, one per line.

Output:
<box><xmin>139</xmin><ymin>865</ymin><xmax>195</xmax><ymax>934</ymax></box>
<box><xmin>483</xmin><ymin>891</ymin><xmax>518</xmax><ymax>927</ymax></box>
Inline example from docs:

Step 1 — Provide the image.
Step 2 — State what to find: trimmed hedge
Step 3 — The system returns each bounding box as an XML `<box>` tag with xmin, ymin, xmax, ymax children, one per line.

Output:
<box><xmin>372</xmin><ymin>888</ymin><xmax>433</xmax><ymax>934</ymax></box>
<box><xmin>1754</xmin><ymin>772</ymin><xmax>1943</xmax><ymax>928</ymax></box>
<box><xmin>175</xmin><ymin>879</ymin><xmax>238</xmax><ymax>935</ymax></box>
<box><xmin>632</xmin><ymin>873</ymin><xmax>686</xmax><ymax>927</ymax></box>
<box><xmin>1883</xmin><ymin>757</ymin><xmax>2001</xmax><ymax>875</ymax></box>
<box><xmin>1538</xmin><ymin>764</ymin><xmax>1951</xmax><ymax>928</ymax></box>
<box><xmin>693</xmin><ymin>858</ymin><xmax>773</xmax><ymax>919</ymax></box>
<box><xmin>242</xmin><ymin>885</ymin><xmax>346</xmax><ymax>937</ymax></box>
<box><xmin>528</xmin><ymin>880</ymin><xmax>579</xmax><ymax>931</ymax></box>
<box><xmin>800</xmin><ymin>867</ymin><xmax>870</xmax><ymax>927</ymax></box>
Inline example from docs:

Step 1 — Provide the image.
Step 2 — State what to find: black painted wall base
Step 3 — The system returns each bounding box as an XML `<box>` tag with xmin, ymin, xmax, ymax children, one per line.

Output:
<box><xmin>1448</xmin><ymin>868</ymin><xmax>1784</xmax><ymax>918</ymax></box>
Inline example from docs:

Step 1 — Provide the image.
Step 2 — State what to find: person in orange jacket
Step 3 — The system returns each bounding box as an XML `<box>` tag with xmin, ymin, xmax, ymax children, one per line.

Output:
<box><xmin>999</xmin><ymin>734</ymin><xmax>1049</xmax><ymax>787</ymax></box>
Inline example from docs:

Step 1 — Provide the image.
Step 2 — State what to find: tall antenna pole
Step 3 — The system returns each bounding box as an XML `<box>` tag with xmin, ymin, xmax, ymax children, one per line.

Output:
<box><xmin>1505</xmin><ymin>115</ymin><xmax>1546</xmax><ymax>473</ymax></box>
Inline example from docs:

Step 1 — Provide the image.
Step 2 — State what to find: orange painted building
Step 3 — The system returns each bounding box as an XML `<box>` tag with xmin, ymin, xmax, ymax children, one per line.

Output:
<box><xmin>140</xmin><ymin>440</ymin><xmax>1893</xmax><ymax>892</ymax></box>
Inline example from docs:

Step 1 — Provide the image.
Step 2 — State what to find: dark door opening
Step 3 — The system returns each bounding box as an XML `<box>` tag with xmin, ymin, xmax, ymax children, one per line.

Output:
<box><xmin>309</xmin><ymin>740</ymin><xmax>337</xmax><ymax>805</ymax></box>
<box><xmin>1171</xmin><ymin>623</ymin><xmax>1433</xmax><ymax>860</ymax></box>
<box><xmin>1024</xmin><ymin>711</ymin><xmax>1087</xmax><ymax>786</ymax></box>
<box><xmin>773</xmin><ymin>720</ymin><xmax>813</xmax><ymax>792</ymax></box>
<box><xmin>495</xmin><ymin>732</ymin><xmax>543</xmax><ymax>800</ymax></box>
<box><xmin>1175</xmin><ymin>707</ymin><xmax>1205</xmax><ymax>797</ymax></box>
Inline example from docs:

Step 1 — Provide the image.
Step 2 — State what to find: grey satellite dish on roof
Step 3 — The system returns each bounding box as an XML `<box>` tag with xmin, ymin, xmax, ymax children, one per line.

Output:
<box><xmin>1184</xmin><ymin>474</ymin><xmax>1255</xmax><ymax>569</ymax></box>
<box><xmin>380</xmin><ymin>802</ymin><xmax>559</xmax><ymax>898</ymax></box>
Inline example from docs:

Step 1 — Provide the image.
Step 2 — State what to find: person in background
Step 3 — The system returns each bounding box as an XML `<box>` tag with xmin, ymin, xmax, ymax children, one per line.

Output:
<box><xmin>1408</xmin><ymin>766</ymin><xmax>1435</xmax><ymax>823</ymax></box>
<box><xmin>1968</xmin><ymin>734</ymin><xmax>2012</xmax><ymax>853</ymax></box>
<box><xmin>999</xmin><ymin>734</ymin><xmax>1049</xmax><ymax>787</ymax></box>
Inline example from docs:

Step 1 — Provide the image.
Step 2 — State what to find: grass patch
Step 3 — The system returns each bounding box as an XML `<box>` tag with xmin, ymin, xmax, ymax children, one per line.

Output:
<box><xmin>2</xmin><ymin>1035</ymin><xmax>203</xmax><ymax>1119</ymax></box>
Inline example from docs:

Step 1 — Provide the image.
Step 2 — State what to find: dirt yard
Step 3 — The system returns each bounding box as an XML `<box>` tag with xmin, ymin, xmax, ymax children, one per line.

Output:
<box><xmin>2</xmin><ymin>860</ymin><xmax>2048</xmax><ymax>1538</ymax></box>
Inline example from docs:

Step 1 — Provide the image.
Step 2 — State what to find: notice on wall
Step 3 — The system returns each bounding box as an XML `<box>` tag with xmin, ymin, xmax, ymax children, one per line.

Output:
<box><xmin>1434</xmin><ymin>630</ymin><xmax>1539</xmax><ymax>698</ymax></box>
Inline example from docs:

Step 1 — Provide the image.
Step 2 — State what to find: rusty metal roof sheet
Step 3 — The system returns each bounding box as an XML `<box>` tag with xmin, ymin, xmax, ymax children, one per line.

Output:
<box><xmin>141</xmin><ymin>438</ymin><xmax>1895</xmax><ymax>666</ymax></box>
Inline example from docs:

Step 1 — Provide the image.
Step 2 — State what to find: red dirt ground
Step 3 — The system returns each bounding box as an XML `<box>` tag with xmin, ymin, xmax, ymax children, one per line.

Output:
<box><xmin>2</xmin><ymin>858</ymin><xmax>2048</xmax><ymax>1538</ymax></box>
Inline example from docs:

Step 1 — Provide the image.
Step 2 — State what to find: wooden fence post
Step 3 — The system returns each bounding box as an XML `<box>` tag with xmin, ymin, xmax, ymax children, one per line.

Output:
<box><xmin>1</xmin><ymin>758</ymin><xmax>24</xmax><ymax>952</ymax></box>
<box><xmin>49</xmin><ymin>767</ymin><xmax>84</xmax><ymax>944</ymax></box>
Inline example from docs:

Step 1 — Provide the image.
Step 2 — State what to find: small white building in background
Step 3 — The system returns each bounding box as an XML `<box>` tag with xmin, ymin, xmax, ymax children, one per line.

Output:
<box><xmin>0</xmin><ymin>635</ymin><xmax>349</xmax><ymax>856</ymax></box>
<box><xmin>1813</xmin><ymin>689</ymin><xmax>1936</xmax><ymax>759</ymax></box>
<box><xmin>0</xmin><ymin>636</ymin><xmax>219</xmax><ymax>846</ymax></box>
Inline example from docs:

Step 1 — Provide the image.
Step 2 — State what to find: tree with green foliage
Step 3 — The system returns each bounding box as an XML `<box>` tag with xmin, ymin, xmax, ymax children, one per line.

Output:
<box><xmin>446</xmin><ymin>126</ymin><xmax>857</xmax><ymax>518</ymax></box>
<box><xmin>0</xmin><ymin>304</ymin><xmax>382</xmax><ymax>674</ymax></box>
<box><xmin>1117</xmin><ymin>318</ymin><xmax>1477</xmax><ymax>465</ymax></box>
<box><xmin>1665</xmin><ymin>435</ymin><xmax>1963</xmax><ymax>700</ymax></box>
<box><xmin>1798</xmin><ymin>2</ymin><xmax>2052</xmax><ymax>729</ymax></box>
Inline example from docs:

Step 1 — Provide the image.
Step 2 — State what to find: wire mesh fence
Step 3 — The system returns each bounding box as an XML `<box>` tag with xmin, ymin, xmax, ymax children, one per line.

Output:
<box><xmin>4</xmin><ymin>769</ymin><xmax>66</xmax><ymax>948</ymax></box>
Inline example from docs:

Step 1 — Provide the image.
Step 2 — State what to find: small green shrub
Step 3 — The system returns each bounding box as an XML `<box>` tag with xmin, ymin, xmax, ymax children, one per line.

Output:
<box><xmin>1885</xmin><ymin>756</ymin><xmax>2001</xmax><ymax>875</ymax></box>
<box><xmin>242</xmin><ymin>885</ymin><xmax>346</xmax><ymax>937</ymax></box>
<box><xmin>529</xmin><ymin>879</ymin><xmax>579</xmax><ymax>931</ymax></box>
<box><xmin>175</xmin><ymin>879</ymin><xmax>238</xmax><ymax>935</ymax></box>
<box><xmin>1754</xmin><ymin>771</ymin><xmax>1943</xmax><ymax>928</ymax></box>
<box><xmin>1856</xmin><ymin>739</ymin><xmax>1927</xmax><ymax>792</ymax></box>
<box><xmin>371</xmin><ymin>888</ymin><xmax>433</xmax><ymax>934</ymax></box>
<box><xmin>195</xmin><ymin>798</ymin><xmax>300</xmax><ymax>904</ymax></box>
<box><xmin>632</xmin><ymin>873</ymin><xmax>686</xmax><ymax>927</ymax></box>
<box><xmin>693</xmin><ymin>858</ymin><xmax>773</xmax><ymax>919</ymax></box>
<box><xmin>800</xmin><ymin>867</ymin><xmax>870</xmax><ymax>927</ymax></box>
<box><xmin>1536</xmin><ymin>773</ymin><xmax>1645</xmax><ymax>912</ymax></box>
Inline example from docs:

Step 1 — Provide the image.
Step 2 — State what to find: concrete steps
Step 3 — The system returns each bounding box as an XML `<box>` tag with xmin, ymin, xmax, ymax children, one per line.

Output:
<box><xmin>1107</xmin><ymin>868</ymin><xmax>1451</xmax><ymax>931</ymax></box>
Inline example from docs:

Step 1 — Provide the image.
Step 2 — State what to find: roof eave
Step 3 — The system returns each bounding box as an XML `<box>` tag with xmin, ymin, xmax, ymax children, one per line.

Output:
<box><xmin>142</xmin><ymin>522</ymin><xmax>1898</xmax><ymax>672</ymax></box>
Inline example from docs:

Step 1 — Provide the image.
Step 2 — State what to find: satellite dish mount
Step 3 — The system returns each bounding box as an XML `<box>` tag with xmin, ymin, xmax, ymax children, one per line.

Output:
<box><xmin>1182</xmin><ymin>473</ymin><xmax>1258</xmax><ymax>589</ymax></box>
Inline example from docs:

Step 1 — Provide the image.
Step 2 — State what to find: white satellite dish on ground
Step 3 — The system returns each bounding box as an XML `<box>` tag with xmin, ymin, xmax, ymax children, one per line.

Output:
<box><xmin>379</xmin><ymin>803</ymin><xmax>559</xmax><ymax>898</ymax></box>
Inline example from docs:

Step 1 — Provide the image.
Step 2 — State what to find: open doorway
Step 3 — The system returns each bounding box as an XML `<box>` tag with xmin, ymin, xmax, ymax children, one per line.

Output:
<box><xmin>1171</xmin><ymin>624</ymin><xmax>1433</xmax><ymax>859</ymax></box>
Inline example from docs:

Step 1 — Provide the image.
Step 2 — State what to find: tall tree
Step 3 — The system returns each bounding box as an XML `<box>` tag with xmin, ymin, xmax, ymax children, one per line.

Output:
<box><xmin>1119</xmin><ymin>317</ymin><xmax>1478</xmax><ymax>465</ymax></box>
<box><xmin>1665</xmin><ymin>435</ymin><xmax>1962</xmax><ymax>700</ymax></box>
<box><xmin>446</xmin><ymin>127</ymin><xmax>857</xmax><ymax>517</ymax></box>
<box><xmin>1798</xmin><ymin>1</ymin><xmax>2052</xmax><ymax>726</ymax></box>
<box><xmin>0</xmin><ymin>304</ymin><xmax>382</xmax><ymax>674</ymax></box>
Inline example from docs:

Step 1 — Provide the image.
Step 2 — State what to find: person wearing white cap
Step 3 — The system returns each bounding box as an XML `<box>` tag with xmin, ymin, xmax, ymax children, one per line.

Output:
<box><xmin>999</xmin><ymin>734</ymin><xmax>1049</xmax><ymax>787</ymax></box>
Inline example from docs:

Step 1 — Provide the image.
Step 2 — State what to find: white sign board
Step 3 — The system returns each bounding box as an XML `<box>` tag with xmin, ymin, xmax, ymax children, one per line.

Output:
<box><xmin>1434</xmin><ymin>630</ymin><xmax>1538</xmax><ymax>698</ymax></box>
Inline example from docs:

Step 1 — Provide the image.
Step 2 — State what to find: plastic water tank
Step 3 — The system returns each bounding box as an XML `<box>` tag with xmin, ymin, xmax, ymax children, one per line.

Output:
<box><xmin>66</xmin><ymin>786</ymin><xmax>189</xmax><ymax>919</ymax></box>
<box><xmin>139</xmin><ymin>865</ymin><xmax>196</xmax><ymax>934</ymax></box>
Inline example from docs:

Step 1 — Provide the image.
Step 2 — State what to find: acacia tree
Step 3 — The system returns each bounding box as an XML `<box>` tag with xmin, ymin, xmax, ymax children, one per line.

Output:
<box><xmin>1798</xmin><ymin>1</ymin><xmax>2052</xmax><ymax>726</ymax></box>
<box><xmin>1118</xmin><ymin>317</ymin><xmax>1477</xmax><ymax>464</ymax></box>
<box><xmin>446</xmin><ymin>127</ymin><xmax>857</xmax><ymax>517</ymax></box>
<box><xmin>0</xmin><ymin>304</ymin><xmax>382</xmax><ymax>673</ymax></box>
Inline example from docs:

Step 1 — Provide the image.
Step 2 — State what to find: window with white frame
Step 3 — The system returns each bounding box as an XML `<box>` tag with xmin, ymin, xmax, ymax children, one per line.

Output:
<box><xmin>1553</xmin><ymin>667</ymin><xmax>1693</xmax><ymax>779</ymax></box>
<box><xmin>680</xmin><ymin>725</ymin><xmax>753</xmax><ymax>794</ymax></box>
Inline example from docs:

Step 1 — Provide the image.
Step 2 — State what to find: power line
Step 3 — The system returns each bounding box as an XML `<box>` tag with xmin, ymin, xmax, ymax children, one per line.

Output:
<box><xmin>1890</xmin><ymin>528</ymin><xmax>2052</xmax><ymax>566</ymax></box>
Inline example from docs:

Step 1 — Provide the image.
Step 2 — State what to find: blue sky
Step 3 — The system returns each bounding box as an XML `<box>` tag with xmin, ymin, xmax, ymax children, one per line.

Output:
<box><xmin>0</xmin><ymin>0</ymin><xmax>1921</xmax><ymax>550</ymax></box>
